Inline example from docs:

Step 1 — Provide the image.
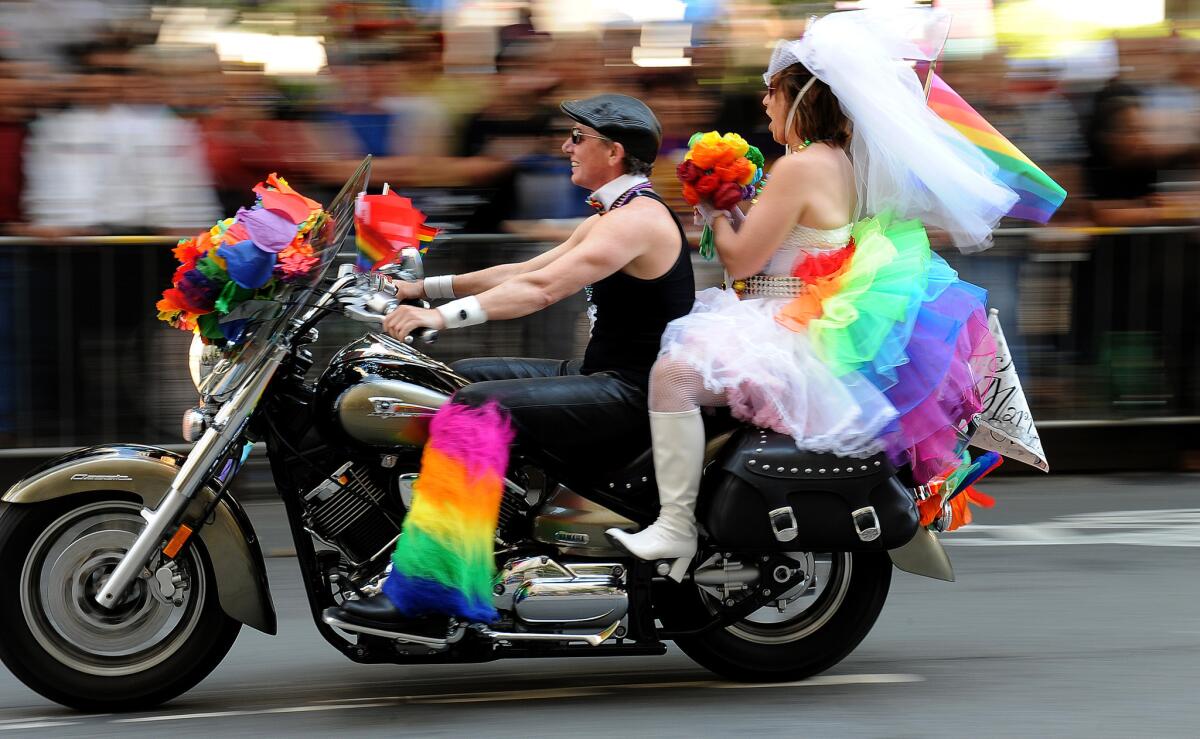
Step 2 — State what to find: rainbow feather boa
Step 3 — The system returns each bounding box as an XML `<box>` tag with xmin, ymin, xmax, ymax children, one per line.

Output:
<box><xmin>382</xmin><ymin>401</ymin><xmax>514</xmax><ymax>622</ymax></box>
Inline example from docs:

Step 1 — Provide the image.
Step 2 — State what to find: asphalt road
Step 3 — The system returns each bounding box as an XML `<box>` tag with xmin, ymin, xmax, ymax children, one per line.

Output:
<box><xmin>0</xmin><ymin>473</ymin><xmax>1197</xmax><ymax>738</ymax></box>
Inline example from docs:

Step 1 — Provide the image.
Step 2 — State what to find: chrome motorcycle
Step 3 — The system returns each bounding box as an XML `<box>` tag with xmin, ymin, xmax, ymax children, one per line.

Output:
<box><xmin>0</xmin><ymin>161</ymin><xmax>959</xmax><ymax>711</ymax></box>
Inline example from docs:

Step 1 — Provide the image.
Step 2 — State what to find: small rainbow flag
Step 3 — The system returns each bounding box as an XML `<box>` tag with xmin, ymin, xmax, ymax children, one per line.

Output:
<box><xmin>382</xmin><ymin>402</ymin><xmax>513</xmax><ymax>622</ymax></box>
<box><xmin>354</xmin><ymin>189</ymin><xmax>439</xmax><ymax>271</ymax></box>
<box><xmin>927</xmin><ymin>73</ymin><xmax>1067</xmax><ymax>224</ymax></box>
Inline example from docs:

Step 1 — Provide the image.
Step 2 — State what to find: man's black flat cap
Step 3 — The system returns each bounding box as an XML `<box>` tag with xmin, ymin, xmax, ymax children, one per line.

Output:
<box><xmin>560</xmin><ymin>93</ymin><xmax>662</xmax><ymax>163</ymax></box>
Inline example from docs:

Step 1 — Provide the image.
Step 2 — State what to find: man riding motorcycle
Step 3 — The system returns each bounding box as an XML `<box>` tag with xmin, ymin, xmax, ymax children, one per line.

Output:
<box><xmin>327</xmin><ymin>93</ymin><xmax>696</xmax><ymax>635</ymax></box>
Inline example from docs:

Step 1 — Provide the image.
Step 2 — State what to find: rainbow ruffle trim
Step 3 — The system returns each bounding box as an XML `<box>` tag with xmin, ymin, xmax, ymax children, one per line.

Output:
<box><xmin>775</xmin><ymin>212</ymin><xmax>997</xmax><ymax>484</ymax></box>
<box><xmin>383</xmin><ymin>401</ymin><xmax>514</xmax><ymax>623</ymax></box>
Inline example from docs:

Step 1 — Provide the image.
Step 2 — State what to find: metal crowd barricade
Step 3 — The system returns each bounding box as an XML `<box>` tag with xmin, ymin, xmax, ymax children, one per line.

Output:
<box><xmin>0</xmin><ymin>226</ymin><xmax>1196</xmax><ymax>453</ymax></box>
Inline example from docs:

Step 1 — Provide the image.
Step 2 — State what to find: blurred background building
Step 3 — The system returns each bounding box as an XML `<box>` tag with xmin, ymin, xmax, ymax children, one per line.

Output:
<box><xmin>0</xmin><ymin>0</ymin><xmax>1197</xmax><ymax>472</ymax></box>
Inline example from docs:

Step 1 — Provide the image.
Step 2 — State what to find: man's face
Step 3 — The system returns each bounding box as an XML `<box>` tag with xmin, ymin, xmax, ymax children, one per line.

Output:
<box><xmin>562</xmin><ymin>123</ymin><xmax>619</xmax><ymax>190</ymax></box>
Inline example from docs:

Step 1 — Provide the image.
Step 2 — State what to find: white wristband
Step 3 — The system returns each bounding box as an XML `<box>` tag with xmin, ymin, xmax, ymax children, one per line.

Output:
<box><xmin>423</xmin><ymin>274</ymin><xmax>457</xmax><ymax>300</ymax></box>
<box><xmin>437</xmin><ymin>296</ymin><xmax>488</xmax><ymax>329</ymax></box>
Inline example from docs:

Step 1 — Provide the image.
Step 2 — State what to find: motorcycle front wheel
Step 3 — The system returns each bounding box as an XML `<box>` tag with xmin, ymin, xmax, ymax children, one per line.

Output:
<box><xmin>661</xmin><ymin>550</ymin><xmax>892</xmax><ymax>683</ymax></box>
<box><xmin>0</xmin><ymin>494</ymin><xmax>241</xmax><ymax>711</ymax></box>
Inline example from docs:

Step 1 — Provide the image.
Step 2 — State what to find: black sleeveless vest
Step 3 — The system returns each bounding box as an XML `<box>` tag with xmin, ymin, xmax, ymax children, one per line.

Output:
<box><xmin>580</xmin><ymin>189</ymin><xmax>695</xmax><ymax>389</ymax></box>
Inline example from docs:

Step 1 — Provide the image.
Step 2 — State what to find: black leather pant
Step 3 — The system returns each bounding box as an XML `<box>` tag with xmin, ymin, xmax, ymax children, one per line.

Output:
<box><xmin>451</xmin><ymin>357</ymin><xmax>651</xmax><ymax>473</ymax></box>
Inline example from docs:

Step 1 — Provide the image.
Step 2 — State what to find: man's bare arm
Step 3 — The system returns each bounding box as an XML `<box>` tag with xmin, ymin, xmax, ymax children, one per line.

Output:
<box><xmin>471</xmin><ymin>209</ymin><xmax>649</xmax><ymax>320</ymax></box>
<box><xmin>446</xmin><ymin>215</ymin><xmax>600</xmax><ymax>296</ymax></box>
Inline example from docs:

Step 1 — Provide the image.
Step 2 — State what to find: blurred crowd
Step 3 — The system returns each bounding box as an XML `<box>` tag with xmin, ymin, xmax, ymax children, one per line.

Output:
<box><xmin>2</xmin><ymin>2</ymin><xmax>1200</xmax><ymax>449</ymax></box>
<box><xmin>1</xmin><ymin>3</ymin><xmax>1200</xmax><ymax>237</ymax></box>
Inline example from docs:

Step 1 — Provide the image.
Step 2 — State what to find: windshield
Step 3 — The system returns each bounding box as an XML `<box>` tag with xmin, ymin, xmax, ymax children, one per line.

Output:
<box><xmin>199</xmin><ymin>157</ymin><xmax>373</xmax><ymax>401</ymax></box>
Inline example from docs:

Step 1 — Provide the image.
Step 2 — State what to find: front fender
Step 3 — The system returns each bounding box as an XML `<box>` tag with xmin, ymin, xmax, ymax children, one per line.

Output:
<box><xmin>2</xmin><ymin>444</ymin><xmax>277</xmax><ymax>634</ymax></box>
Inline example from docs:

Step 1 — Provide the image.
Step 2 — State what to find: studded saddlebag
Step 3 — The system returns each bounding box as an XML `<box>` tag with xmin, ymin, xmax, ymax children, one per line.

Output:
<box><xmin>702</xmin><ymin>427</ymin><xmax>919</xmax><ymax>551</ymax></box>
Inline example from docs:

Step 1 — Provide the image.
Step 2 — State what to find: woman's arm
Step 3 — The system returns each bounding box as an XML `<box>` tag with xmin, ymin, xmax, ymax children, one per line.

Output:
<box><xmin>709</xmin><ymin>154</ymin><xmax>822</xmax><ymax>280</ymax></box>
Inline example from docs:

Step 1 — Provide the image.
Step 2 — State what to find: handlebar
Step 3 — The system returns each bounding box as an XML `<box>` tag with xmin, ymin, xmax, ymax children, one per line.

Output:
<box><xmin>336</xmin><ymin>270</ymin><xmax>438</xmax><ymax>345</ymax></box>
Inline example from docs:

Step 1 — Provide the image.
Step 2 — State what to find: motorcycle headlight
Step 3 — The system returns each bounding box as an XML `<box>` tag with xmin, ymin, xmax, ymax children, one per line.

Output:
<box><xmin>187</xmin><ymin>334</ymin><xmax>220</xmax><ymax>392</ymax></box>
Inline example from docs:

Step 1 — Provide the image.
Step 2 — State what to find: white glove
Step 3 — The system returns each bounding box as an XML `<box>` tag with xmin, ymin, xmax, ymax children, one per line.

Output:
<box><xmin>694</xmin><ymin>204</ymin><xmax>746</xmax><ymax>231</ymax></box>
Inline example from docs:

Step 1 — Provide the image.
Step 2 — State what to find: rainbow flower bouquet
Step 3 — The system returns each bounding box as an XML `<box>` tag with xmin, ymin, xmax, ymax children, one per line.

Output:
<box><xmin>676</xmin><ymin>131</ymin><xmax>766</xmax><ymax>259</ymax></box>
<box><xmin>156</xmin><ymin>174</ymin><xmax>328</xmax><ymax>345</ymax></box>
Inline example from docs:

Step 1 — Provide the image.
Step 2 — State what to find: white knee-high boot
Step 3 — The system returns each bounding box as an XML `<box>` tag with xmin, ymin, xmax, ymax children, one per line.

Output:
<box><xmin>607</xmin><ymin>408</ymin><xmax>704</xmax><ymax>581</ymax></box>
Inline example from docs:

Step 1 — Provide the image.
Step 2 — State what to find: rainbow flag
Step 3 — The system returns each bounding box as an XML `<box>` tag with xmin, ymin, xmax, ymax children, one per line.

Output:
<box><xmin>354</xmin><ymin>190</ymin><xmax>439</xmax><ymax>271</ymax></box>
<box><xmin>382</xmin><ymin>402</ymin><xmax>514</xmax><ymax>622</ymax></box>
<box><xmin>927</xmin><ymin>73</ymin><xmax>1067</xmax><ymax>224</ymax></box>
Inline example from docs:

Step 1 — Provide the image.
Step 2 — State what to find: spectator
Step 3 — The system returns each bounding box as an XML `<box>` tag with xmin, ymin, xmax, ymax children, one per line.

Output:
<box><xmin>22</xmin><ymin>42</ymin><xmax>220</xmax><ymax>234</ymax></box>
<box><xmin>197</xmin><ymin>62</ymin><xmax>300</xmax><ymax>213</ymax></box>
<box><xmin>1084</xmin><ymin>37</ymin><xmax>1200</xmax><ymax>226</ymax></box>
<box><xmin>0</xmin><ymin>54</ymin><xmax>33</xmax><ymax>229</ymax></box>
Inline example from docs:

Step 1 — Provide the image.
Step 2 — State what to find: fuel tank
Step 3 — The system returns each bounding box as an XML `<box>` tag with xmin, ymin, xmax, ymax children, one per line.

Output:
<box><xmin>315</xmin><ymin>332</ymin><xmax>468</xmax><ymax>450</ymax></box>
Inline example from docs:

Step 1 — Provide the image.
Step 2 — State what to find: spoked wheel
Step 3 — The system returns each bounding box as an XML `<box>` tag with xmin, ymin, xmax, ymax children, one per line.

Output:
<box><xmin>661</xmin><ymin>550</ymin><xmax>891</xmax><ymax>682</ymax></box>
<box><xmin>0</xmin><ymin>495</ymin><xmax>241</xmax><ymax>711</ymax></box>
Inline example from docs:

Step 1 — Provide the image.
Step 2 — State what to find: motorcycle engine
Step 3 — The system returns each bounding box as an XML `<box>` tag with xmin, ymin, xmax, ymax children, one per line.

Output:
<box><xmin>302</xmin><ymin>463</ymin><xmax>532</xmax><ymax>570</ymax></box>
<box><xmin>493</xmin><ymin>556</ymin><xmax>628</xmax><ymax>631</ymax></box>
<box><xmin>302</xmin><ymin>462</ymin><xmax>404</xmax><ymax>568</ymax></box>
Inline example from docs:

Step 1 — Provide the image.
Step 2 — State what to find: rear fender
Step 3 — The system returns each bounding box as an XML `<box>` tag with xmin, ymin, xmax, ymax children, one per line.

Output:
<box><xmin>888</xmin><ymin>527</ymin><xmax>955</xmax><ymax>582</ymax></box>
<box><xmin>2</xmin><ymin>445</ymin><xmax>277</xmax><ymax>634</ymax></box>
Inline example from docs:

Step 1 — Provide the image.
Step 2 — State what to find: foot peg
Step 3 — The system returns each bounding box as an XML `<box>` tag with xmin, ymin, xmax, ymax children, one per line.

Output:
<box><xmin>654</xmin><ymin>557</ymin><xmax>690</xmax><ymax>582</ymax></box>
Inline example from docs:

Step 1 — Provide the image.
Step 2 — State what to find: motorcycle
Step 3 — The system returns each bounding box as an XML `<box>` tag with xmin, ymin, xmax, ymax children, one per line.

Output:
<box><xmin>0</xmin><ymin>161</ymin><xmax>960</xmax><ymax>711</ymax></box>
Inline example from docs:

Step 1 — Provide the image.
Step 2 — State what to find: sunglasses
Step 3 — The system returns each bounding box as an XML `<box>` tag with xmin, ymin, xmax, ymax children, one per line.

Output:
<box><xmin>765</xmin><ymin>85</ymin><xmax>777</xmax><ymax>97</ymax></box>
<box><xmin>570</xmin><ymin>127</ymin><xmax>611</xmax><ymax>145</ymax></box>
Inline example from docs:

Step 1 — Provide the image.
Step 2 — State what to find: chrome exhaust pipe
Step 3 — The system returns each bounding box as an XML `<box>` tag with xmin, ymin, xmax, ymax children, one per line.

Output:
<box><xmin>475</xmin><ymin>620</ymin><xmax>621</xmax><ymax>647</ymax></box>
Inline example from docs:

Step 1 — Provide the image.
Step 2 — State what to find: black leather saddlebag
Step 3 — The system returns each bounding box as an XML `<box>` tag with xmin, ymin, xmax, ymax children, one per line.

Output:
<box><xmin>702</xmin><ymin>427</ymin><xmax>919</xmax><ymax>551</ymax></box>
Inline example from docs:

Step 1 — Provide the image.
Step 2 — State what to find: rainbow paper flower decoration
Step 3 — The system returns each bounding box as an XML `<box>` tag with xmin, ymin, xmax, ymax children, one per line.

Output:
<box><xmin>677</xmin><ymin>131</ymin><xmax>766</xmax><ymax>259</ymax></box>
<box><xmin>156</xmin><ymin>173</ymin><xmax>327</xmax><ymax>345</ymax></box>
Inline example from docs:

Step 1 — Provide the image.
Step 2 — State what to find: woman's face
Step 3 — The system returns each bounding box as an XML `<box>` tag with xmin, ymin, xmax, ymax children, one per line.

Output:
<box><xmin>762</xmin><ymin>80</ymin><xmax>791</xmax><ymax>146</ymax></box>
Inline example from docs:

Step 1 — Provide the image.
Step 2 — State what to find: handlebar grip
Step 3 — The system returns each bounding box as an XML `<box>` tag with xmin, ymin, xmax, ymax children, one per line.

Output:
<box><xmin>405</xmin><ymin>328</ymin><xmax>439</xmax><ymax>345</ymax></box>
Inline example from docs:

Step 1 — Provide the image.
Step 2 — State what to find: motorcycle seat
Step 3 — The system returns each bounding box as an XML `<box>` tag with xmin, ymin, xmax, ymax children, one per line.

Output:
<box><xmin>579</xmin><ymin>411</ymin><xmax>741</xmax><ymax>497</ymax></box>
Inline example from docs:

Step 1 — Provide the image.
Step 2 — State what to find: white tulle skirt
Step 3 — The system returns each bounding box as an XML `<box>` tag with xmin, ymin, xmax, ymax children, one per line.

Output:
<box><xmin>659</xmin><ymin>287</ymin><xmax>897</xmax><ymax>456</ymax></box>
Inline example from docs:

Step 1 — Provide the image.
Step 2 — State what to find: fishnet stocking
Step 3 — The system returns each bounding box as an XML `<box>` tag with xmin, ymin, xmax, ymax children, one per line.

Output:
<box><xmin>648</xmin><ymin>355</ymin><xmax>729</xmax><ymax>413</ymax></box>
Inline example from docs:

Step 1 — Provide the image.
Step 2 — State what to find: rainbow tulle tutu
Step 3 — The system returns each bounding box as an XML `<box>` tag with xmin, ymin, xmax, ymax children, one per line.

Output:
<box><xmin>660</xmin><ymin>212</ymin><xmax>995</xmax><ymax>484</ymax></box>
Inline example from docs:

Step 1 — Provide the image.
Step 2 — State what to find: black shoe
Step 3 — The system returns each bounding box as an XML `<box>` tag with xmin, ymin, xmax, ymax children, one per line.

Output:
<box><xmin>323</xmin><ymin>593</ymin><xmax>453</xmax><ymax>641</ymax></box>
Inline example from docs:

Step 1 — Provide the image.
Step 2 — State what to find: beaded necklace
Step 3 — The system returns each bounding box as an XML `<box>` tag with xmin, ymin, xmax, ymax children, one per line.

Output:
<box><xmin>584</xmin><ymin>182</ymin><xmax>654</xmax><ymax>306</ymax></box>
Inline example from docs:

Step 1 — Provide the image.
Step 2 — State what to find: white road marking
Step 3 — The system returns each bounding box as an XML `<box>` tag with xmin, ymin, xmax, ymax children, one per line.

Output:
<box><xmin>94</xmin><ymin>673</ymin><xmax>922</xmax><ymax>725</ymax></box>
<box><xmin>112</xmin><ymin>701</ymin><xmax>395</xmax><ymax>723</ymax></box>
<box><xmin>946</xmin><ymin>508</ymin><xmax>1200</xmax><ymax>547</ymax></box>
<box><xmin>415</xmin><ymin>687</ymin><xmax>607</xmax><ymax>704</ymax></box>
<box><xmin>710</xmin><ymin>674</ymin><xmax>924</xmax><ymax>689</ymax></box>
<box><xmin>0</xmin><ymin>722</ymin><xmax>79</xmax><ymax>731</ymax></box>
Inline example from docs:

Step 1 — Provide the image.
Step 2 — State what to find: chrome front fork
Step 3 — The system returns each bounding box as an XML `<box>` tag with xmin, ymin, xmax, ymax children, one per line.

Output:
<box><xmin>94</xmin><ymin>345</ymin><xmax>286</xmax><ymax>609</ymax></box>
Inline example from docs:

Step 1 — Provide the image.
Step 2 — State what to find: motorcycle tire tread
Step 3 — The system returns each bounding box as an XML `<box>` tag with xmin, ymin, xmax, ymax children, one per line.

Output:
<box><xmin>0</xmin><ymin>494</ymin><xmax>242</xmax><ymax>712</ymax></box>
<box><xmin>659</xmin><ymin>550</ymin><xmax>892</xmax><ymax>683</ymax></box>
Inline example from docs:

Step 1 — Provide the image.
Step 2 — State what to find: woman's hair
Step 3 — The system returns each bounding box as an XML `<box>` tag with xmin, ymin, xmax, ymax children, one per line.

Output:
<box><xmin>771</xmin><ymin>63</ymin><xmax>851</xmax><ymax>148</ymax></box>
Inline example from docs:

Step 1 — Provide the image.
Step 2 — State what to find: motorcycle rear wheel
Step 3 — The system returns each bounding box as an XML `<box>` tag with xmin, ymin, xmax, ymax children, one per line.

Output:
<box><xmin>662</xmin><ymin>550</ymin><xmax>892</xmax><ymax>682</ymax></box>
<box><xmin>0</xmin><ymin>494</ymin><xmax>241</xmax><ymax>711</ymax></box>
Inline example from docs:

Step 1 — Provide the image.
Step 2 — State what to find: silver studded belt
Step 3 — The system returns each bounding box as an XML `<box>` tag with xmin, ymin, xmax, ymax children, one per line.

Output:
<box><xmin>730</xmin><ymin>274</ymin><xmax>807</xmax><ymax>298</ymax></box>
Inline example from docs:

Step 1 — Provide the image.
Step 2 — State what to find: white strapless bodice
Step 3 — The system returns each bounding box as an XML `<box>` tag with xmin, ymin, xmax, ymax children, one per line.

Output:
<box><xmin>761</xmin><ymin>223</ymin><xmax>853</xmax><ymax>275</ymax></box>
